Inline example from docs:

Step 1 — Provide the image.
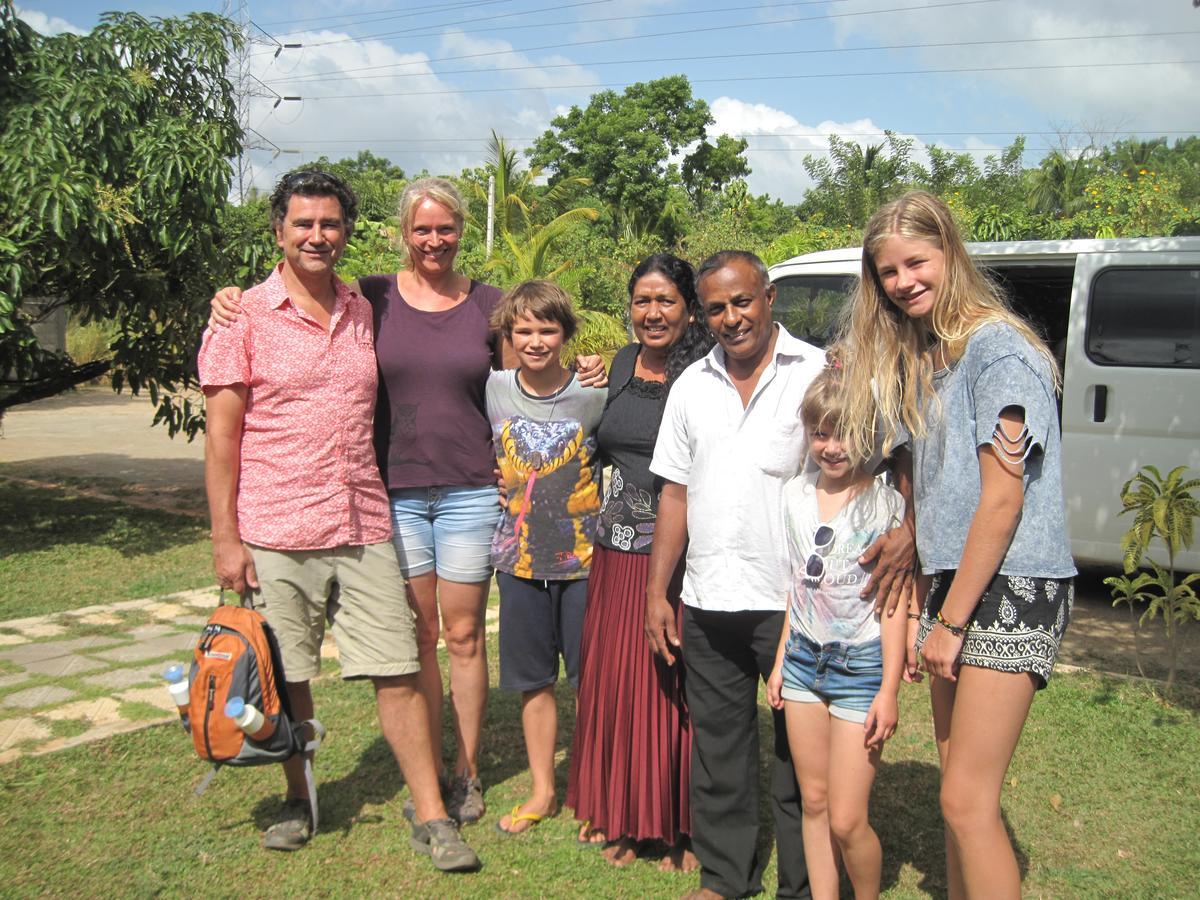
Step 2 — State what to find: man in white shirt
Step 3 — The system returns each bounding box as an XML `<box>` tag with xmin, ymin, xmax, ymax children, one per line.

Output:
<box><xmin>645</xmin><ymin>251</ymin><xmax>911</xmax><ymax>899</ymax></box>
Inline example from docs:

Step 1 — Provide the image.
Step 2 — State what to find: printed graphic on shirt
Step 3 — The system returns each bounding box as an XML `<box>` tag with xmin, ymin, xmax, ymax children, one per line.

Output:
<box><xmin>491</xmin><ymin>415</ymin><xmax>600</xmax><ymax>579</ymax></box>
<box><xmin>597</xmin><ymin>464</ymin><xmax>657</xmax><ymax>552</ymax></box>
<box><xmin>784</xmin><ymin>472</ymin><xmax>903</xmax><ymax>646</ymax></box>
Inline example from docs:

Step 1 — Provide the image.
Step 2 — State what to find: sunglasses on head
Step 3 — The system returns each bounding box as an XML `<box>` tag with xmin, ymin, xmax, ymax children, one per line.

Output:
<box><xmin>804</xmin><ymin>524</ymin><xmax>835</xmax><ymax>581</ymax></box>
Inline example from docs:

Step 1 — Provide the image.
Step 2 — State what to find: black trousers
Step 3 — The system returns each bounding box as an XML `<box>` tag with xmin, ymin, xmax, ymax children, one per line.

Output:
<box><xmin>682</xmin><ymin>605</ymin><xmax>810</xmax><ymax>899</ymax></box>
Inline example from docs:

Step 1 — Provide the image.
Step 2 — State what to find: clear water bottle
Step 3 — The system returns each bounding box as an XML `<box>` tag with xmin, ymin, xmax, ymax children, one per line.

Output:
<box><xmin>224</xmin><ymin>696</ymin><xmax>265</xmax><ymax>735</ymax></box>
<box><xmin>163</xmin><ymin>664</ymin><xmax>190</xmax><ymax>731</ymax></box>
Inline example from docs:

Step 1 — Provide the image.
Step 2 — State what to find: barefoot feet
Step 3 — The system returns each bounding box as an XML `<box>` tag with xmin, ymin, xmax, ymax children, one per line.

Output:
<box><xmin>658</xmin><ymin>839</ymin><xmax>700</xmax><ymax>873</ymax></box>
<box><xmin>602</xmin><ymin>836</ymin><xmax>639</xmax><ymax>867</ymax></box>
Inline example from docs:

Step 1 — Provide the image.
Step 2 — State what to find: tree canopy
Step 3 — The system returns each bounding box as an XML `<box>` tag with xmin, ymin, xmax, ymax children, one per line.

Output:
<box><xmin>529</xmin><ymin>76</ymin><xmax>750</xmax><ymax>240</ymax></box>
<box><xmin>0</xmin><ymin>5</ymin><xmax>241</xmax><ymax>435</ymax></box>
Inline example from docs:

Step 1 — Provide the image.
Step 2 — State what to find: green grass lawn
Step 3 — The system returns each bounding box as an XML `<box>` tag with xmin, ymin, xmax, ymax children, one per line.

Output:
<box><xmin>0</xmin><ymin>652</ymin><xmax>1195</xmax><ymax>898</ymax></box>
<box><xmin>0</xmin><ymin>480</ymin><xmax>213</xmax><ymax>619</ymax></box>
<box><xmin>1</xmin><ymin>481</ymin><xmax>1197</xmax><ymax>896</ymax></box>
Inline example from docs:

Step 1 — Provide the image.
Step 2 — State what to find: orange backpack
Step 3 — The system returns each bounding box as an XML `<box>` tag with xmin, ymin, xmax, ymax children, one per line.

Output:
<box><xmin>177</xmin><ymin>598</ymin><xmax>324</xmax><ymax>829</ymax></box>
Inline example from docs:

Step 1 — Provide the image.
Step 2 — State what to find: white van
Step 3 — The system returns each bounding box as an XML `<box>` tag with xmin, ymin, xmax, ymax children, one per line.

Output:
<box><xmin>768</xmin><ymin>237</ymin><xmax>1200</xmax><ymax>571</ymax></box>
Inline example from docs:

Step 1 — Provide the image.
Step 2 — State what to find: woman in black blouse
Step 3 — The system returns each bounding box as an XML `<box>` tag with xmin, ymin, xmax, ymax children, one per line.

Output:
<box><xmin>567</xmin><ymin>254</ymin><xmax>714</xmax><ymax>870</ymax></box>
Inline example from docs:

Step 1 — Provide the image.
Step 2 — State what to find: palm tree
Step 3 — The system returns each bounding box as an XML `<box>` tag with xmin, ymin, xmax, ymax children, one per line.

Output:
<box><xmin>1027</xmin><ymin>149</ymin><xmax>1096</xmax><ymax>217</ymax></box>
<box><xmin>475</xmin><ymin>131</ymin><xmax>592</xmax><ymax>238</ymax></box>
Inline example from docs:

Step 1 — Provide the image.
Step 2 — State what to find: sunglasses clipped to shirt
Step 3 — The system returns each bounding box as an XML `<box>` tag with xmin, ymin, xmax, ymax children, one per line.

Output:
<box><xmin>804</xmin><ymin>525</ymin><xmax>835</xmax><ymax>581</ymax></box>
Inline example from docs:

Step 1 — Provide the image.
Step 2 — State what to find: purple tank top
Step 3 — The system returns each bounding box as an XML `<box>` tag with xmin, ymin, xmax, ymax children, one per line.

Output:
<box><xmin>359</xmin><ymin>274</ymin><xmax>503</xmax><ymax>490</ymax></box>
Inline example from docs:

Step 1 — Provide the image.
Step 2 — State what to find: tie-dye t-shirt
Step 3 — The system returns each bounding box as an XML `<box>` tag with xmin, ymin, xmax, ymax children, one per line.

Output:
<box><xmin>782</xmin><ymin>469</ymin><xmax>904</xmax><ymax>646</ymax></box>
<box><xmin>486</xmin><ymin>370</ymin><xmax>607</xmax><ymax>581</ymax></box>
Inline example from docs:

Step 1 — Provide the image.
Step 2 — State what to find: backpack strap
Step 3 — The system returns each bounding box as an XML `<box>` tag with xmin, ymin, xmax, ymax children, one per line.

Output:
<box><xmin>301</xmin><ymin>719</ymin><xmax>326</xmax><ymax>833</ymax></box>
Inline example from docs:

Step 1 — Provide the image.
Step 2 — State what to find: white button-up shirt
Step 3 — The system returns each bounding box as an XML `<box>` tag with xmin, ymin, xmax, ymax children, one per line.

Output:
<box><xmin>651</xmin><ymin>325</ymin><xmax>825</xmax><ymax>612</ymax></box>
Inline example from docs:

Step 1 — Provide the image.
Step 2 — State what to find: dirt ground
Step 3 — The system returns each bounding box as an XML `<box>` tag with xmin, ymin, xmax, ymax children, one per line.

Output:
<box><xmin>1</xmin><ymin>386</ymin><xmax>1196</xmax><ymax>686</ymax></box>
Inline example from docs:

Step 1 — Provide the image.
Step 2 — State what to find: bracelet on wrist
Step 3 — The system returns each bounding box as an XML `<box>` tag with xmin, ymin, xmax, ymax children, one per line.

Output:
<box><xmin>935</xmin><ymin>609</ymin><xmax>968</xmax><ymax>637</ymax></box>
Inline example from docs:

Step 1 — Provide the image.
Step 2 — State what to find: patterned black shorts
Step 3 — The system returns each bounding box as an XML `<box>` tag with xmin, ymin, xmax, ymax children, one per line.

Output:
<box><xmin>916</xmin><ymin>570</ymin><xmax>1073</xmax><ymax>687</ymax></box>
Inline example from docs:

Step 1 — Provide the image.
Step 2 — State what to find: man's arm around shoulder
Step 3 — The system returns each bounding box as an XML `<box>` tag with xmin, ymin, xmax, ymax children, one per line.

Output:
<box><xmin>204</xmin><ymin>384</ymin><xmax>258</xmax><ymax>595</ymax></box>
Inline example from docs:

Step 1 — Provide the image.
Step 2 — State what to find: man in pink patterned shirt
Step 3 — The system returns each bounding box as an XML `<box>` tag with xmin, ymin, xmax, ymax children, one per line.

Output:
<box><xmin>199</xmin><ymin>170</ymin><xmax>479</xmax><ymax>870</ymax></box>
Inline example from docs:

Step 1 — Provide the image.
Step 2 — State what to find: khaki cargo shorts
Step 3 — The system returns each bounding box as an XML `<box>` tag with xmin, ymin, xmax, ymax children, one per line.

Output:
<box><xmin>247</xmin><ymin>540</ymin><xmax>419</xmax><ymax>681</ymax></box>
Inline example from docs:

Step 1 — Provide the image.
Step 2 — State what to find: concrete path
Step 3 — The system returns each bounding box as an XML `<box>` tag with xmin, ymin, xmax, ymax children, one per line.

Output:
<box><xmin>0</xmin><ymin>587</ymin><xmax>500</xmax><ymax>765</ymax></box>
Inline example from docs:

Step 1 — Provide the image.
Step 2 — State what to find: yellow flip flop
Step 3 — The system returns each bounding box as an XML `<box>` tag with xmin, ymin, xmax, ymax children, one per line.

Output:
<box><xmin>496</xmin><ymin>804</ymin><xmax>554</xmax><ymax>836</ymax></box>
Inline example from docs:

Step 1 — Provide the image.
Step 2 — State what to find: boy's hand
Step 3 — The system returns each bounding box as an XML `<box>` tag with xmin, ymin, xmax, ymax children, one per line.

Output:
<box><xmin>644</xmin><ymin>593</ymin><xmax>680</xmax><ymax>665</ymax></box>
<box><xmin>863</xmin><ymin>693</ymin><xmax>898</xmax><ymax>749</ymax></box>
<box><xmin>766</xmin><ymin>665</ymin><xmax>785</xmax><ymax>710</ymax></box>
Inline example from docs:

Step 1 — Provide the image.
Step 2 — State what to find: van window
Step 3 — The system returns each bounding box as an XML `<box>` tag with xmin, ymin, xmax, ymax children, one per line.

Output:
<box><xmin>1086</xmin><ymin>267</ymin><xmax>1200</xmax><ymax>368</ymax></box>
<box><xmin>772</xmin><ymin>275</ymin><xmax>856</xmax><ymax>347</ymax></box>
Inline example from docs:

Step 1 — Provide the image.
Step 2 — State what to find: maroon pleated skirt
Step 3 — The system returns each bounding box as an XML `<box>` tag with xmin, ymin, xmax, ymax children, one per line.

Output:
<box><xmin>567</xmin><ymin>544</ymin><xmax>691</xmax><ymax>842</ymax></box>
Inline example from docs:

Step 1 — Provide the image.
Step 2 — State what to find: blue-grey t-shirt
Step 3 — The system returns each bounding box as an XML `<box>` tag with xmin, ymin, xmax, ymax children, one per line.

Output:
<box><xmin>913</xmin><ymin>322</ymin><xmax>1076</xmax><ymax>578</ymax></box>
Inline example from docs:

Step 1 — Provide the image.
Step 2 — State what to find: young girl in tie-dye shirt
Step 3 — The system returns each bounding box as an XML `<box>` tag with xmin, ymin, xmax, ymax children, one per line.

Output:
<box><xmin>767</xmin><ymin>362</ymin><xmax>907</xmax><ymax>900</ymax></box>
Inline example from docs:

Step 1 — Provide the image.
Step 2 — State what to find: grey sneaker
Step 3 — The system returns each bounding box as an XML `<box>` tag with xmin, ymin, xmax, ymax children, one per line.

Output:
<box><xmin>402</xmin><ymin>773</ymin><xmax>451</xmax><ymax>823</ymax></box>
<box><xmin>410</xmin><ymin>817</ymin><xmax>482</xmax><ymax>872</ymax></box>
<box><xmin>446</xmin><ymin>774</ymin><xmax>485</xmax><ymax>825</ymax></box>
<box><xmin>261</xmin><ymin>798</ymin><xmax>312</xmax><ymax>852</ymax></box>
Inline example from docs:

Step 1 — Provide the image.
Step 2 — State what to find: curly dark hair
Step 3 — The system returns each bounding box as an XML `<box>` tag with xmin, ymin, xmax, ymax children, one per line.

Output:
<box><xmin>269</xmin><ymin>168</ymin><xmax>359</xmax><ymax>238</ymax></box>
<box><xmin>628</xmin><ymin>253</ymin><xmax>715</xmax><ymax>388</ymax></box>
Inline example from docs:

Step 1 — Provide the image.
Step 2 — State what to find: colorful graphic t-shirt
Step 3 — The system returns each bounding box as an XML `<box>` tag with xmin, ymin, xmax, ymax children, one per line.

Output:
<box><xmin>782</xmin><ymin>469</ymin><xmax>904</xmax><ymax>646</ymax></box>
<box><xmin>486</xmin><ymin>370</ymin><xmax>607</xmax><ymax>581</ymax></box>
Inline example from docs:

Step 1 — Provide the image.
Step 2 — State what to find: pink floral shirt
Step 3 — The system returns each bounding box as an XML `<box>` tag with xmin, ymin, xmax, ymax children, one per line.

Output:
<box><xmin>198</xmin><ymin>264</ymin><xmax>391</xmax><ymax>551</ymax></box>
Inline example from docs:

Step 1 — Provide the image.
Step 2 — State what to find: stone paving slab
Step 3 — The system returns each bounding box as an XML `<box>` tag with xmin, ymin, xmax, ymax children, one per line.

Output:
<box><xmin>125</xmin><ymin>624</ymin><xmax>177</xmax><ymax>640</ymax></box>
<box><xmin>0</xmin><ymin>716</ymin><xmax>52</xmax><ymax>753</ymax></box>
<box><xmin>90</xmin><ymin>632</ymin><xmax>197</xmax><ymax>664</ymax></box>
<box><xmin>0</xmin><ymin>634</ymin><xmax>125</xmax><ymax>666</ymax></box>
<box><xmin>82</xmin><ymin>663</ymin><xmax>169</xmax><ymax>691</ymax></box>
<box><xmin>0</xmin><ymin>672</ymin><xmax>32</xmax><ymax>690</ymax></box>
<box><xmin>44</xmin><ymin>696</ymin><xmax>124</xmax><ymax>726</ymax></box>
<box><xmin>116</xmin><ymin>685</ymin><xmax>177</xmax><ymax>713</ymax></box>
<box><xmin>21</xmin><ymin>654</ymin><xmax>108</xmax><ymax>678</ymax></box>
<box><xmin>2</xmin><ymin>684</ymin><xmax>78</xmax><ymax>710</ymax></box>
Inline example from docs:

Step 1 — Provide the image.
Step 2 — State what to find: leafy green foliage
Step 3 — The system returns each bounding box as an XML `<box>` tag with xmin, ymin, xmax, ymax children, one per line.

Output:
<box><xmin>0</xmin><ymin>6</ymin><xmax>242</xmax><ymax>436</ymax></box>
<box><xmin>1106</xmin><ymin>464</ymin><xmax>1200</xmax><ymax>689</ymax></box>
<box><xmin>529</xmin><ymin>76</ymin><xmax>748</xmax><ymax>242</ymax></box>
<box><xmin>799</xmin><ymin>132</ymin><xmax>918</xmax><ymax>227</ymax></box>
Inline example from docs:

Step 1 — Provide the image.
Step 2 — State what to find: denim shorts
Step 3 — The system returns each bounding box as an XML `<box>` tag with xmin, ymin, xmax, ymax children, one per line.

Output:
<box><xmin>388</xmin><ymin>484</ymin><xmax>502</xmax><ymax>582</ymax></box>
<box><xmin>780</xmin><ymin>630</ymin><xmax>883</xmax><ymax>724</ymax></box>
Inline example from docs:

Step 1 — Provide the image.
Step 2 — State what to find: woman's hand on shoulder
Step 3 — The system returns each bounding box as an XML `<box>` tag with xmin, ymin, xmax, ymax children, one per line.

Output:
<box><xmin>575</xmin><ymin>354</ymin><xmax>608</xmax><ymax>388</ymax></box>
<box><xmin>209</xmin><ymin>286</ymin><xmax>244</xmax><ymax>330</ymax></box>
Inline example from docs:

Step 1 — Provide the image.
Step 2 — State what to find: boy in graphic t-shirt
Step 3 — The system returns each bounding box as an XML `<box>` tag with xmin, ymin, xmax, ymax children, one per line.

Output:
<box><xmin>485</xmin><ymin>280</ymin><xmax>606</xmax><ymax>835</ymax></box>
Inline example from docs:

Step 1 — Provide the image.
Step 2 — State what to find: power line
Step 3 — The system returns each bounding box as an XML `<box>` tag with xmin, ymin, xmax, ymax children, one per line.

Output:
<box><xmin>270</xmin><ymin>29</ymin><xmax>1200</xmax><ymax>85</ymax></box>
<box><xmin>257</xmin><ymin>0</ymin><xmax>522</xmax><ymax>31</ymax></box>
<box><xmin>291</xmin><ymin>0</ymin><xmax>841</xmax><ymax>49</ymax></box>
<box><xmin>295</xmin><ymin>58</ymin><xmax>1200</xmax><ymax>99</ymax></box>
<box><xmin>284</xmin><ymin>0</ymin><xmax>1002</xmax><ymax>82</ymax></box>
<box><xmin>253</xmin><ymin>0</ymin><xmax>614</xmax><ymax>55</ymax></box>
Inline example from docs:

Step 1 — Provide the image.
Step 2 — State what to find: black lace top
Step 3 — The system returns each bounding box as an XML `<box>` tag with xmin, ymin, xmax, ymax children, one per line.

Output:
<box><xmin>595</xmin><ymin>344</ymin><xmax>666</xmax><ymax>554</ymax></box>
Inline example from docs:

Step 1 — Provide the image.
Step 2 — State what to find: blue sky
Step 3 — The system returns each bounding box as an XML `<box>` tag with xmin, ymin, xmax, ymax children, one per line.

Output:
<box><xmin>17</xmin><ymin>1</ymin><xmax>1200</xmax><ymax>201</ymax></box>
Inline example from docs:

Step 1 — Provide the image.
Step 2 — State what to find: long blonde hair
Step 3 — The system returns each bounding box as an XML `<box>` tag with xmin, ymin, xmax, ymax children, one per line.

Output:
<box><xmin>835</xmin><ymin>190</ymin><xmax>1059</xmax><ymax>465</ymax></box>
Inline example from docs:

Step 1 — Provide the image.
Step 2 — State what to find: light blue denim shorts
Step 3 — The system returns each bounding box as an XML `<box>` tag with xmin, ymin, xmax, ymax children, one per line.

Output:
<box><xmin>388</xmin><ymin>484</ymin><xmax>501</xmax><ymax>582</ymax></box>
<box><xmin>780</xmin><ymin>630</ymin><xmax>883</xmax><ymax>724</ymax></box>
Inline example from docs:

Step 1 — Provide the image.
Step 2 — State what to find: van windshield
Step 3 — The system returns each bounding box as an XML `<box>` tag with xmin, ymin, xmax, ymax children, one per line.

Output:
<box><xmin>772</xmin><ymin>274</ymin><xmax>856</xmax><ymax>347</ymax></box>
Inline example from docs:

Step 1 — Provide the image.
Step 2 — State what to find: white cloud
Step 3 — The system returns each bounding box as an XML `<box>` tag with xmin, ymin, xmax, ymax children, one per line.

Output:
<box><xmin>242</xmin><ymin>27</ymin><xmax>591</xmax><ymax>192</ymax></box>
<box><xmin>709</xmin><ymin>97</ymin><xmax>937</xmax><ymax>203</ymax></box>
<box><xmin>828</xmin><ymin>0</ymin><xmax>1199</xmax><ymax>133</ymax></box>
<box><xmin>15</xmin><ymin>5</ymin><xmax>86</xmax><ymax>36</ymax></box>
